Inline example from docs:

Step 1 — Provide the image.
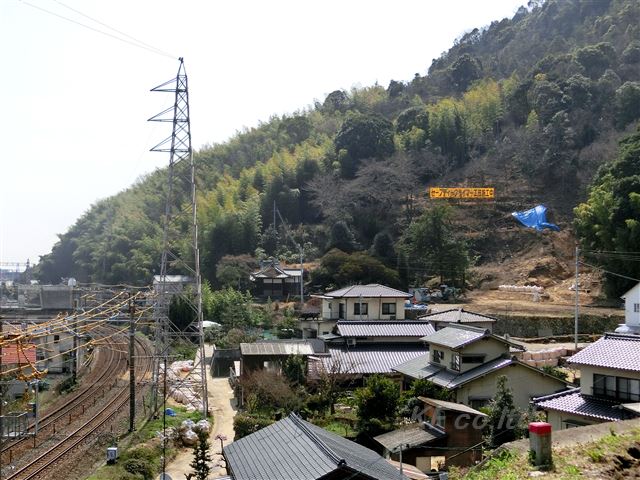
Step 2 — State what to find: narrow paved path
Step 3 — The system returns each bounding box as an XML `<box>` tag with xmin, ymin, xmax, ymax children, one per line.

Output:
<box><xmin>165</xmin><ymin>345</ymin><xmax>237</xmax><ymax>479</ymax></box>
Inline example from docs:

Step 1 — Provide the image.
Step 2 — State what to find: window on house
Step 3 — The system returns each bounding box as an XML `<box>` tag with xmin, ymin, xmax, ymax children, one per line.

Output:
<box><xmin>469</xmin><ymin>398</ymin><xmax>490</xmax><ymax>410</ymax></box>
<box><xmin>462</xmin><ymin>355</ymin><xmax>485</xmax><ymax>364</ymax></box>
<box><xmin>635</xmin><ymin>303</ymin><xmax>640</xmax><ymax>313</ymax></box>
<box><xmin>382</xmin><ymin>303</ymin><xmax>396</xmax><ymax>315</ymax></box>
<box><xmin>451</xmin><ymin>354</ymin><xmax>461</xmax><ymax>371</ymax></box>
<box><xmin>594</xmin><ymin>374</ymin><xmax>640</xmax><ymax>401</ymax></box>
<box><xmin>432</xmin><ymin>350</ymin><xmax>443</xmax><ymax>364</ymax></box>
<box><xmin>54</xmin><ymin>335</ymin><xmax>60</xmax><ymax>344</ymax></box>
<box><xmin>353</xmin><ymin>303</ymin><xmax>368</xmax><ymax>315</ymax></box>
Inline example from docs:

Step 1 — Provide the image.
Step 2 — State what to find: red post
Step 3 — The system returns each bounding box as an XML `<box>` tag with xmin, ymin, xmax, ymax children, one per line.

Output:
<box><xmin>529</xmin><ymin>422</ymin><xmax>552</xmax><ymax>467</ymax></box>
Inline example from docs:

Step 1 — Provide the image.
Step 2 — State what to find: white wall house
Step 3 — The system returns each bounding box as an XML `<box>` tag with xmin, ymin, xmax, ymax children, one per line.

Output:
<box><xmin>533</xmin><ymin>333</ymin><xmax>640</xmax><ymax>430</ymax></box>
<box><xmin>617</xmin><ymin>282</ymin><xmax>640</xmax><ymax>333</ymax></box>
<box><xmin>301</xmin><ymin>284</ymin><xmax>412</xmax><ymax>338</ymax></box>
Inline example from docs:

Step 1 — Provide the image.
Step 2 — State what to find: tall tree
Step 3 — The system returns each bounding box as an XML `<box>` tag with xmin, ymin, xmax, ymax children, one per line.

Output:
<box><xmin>355</xmin><ymin>375</ymin><xmax>400</xmax><ymax>437</ymax></box>
<box><xmin>486</xmin><ymin>376</ymin><xmax>522</xmax><ymax>448</ymax></box>
<box><xmin>575</xmin><ymin>128</ymin><xmax>640</xmax><ymax>295</ymax></box>
<box><xmin>334</xmin><ymin>113</ymin><xmax>395</xmax><ymax>178</ymax></box>
<box><xmin>400</xmin><ymin>206</ymin><xmax>470</xmax><ymax>287</ymax></box>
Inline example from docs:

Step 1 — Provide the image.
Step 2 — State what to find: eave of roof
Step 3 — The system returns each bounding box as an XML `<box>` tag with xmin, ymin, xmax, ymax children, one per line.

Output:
<box><xmin>324</xmin><ymin>284</ymin><xmax>412</xmax><ymax>299</ymax></box>
<box><xmin>393</xmin><ymin>355</ymin><xmax>564</xmax><ymax>389</ymax></box>
<box><xmin>532</xmin><ymin>388</ymin><xmax>639</xmax><ymax>422</ymax></box>
<box><xmin>418</xmin><ymin>396</ymin><xmax>487</xmax><ymax>416</ymax></box>
<box><xmin>374</xmin><ymin>423</ymin><xmax>445</xmax><ymax>451</ymax></box>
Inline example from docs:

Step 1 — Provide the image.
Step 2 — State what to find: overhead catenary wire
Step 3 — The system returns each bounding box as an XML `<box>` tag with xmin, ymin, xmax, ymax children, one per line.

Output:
<box><xmin>0</xmin><ymin>291</ymin><xmax>152</xmax><ymax>377</ymax></box>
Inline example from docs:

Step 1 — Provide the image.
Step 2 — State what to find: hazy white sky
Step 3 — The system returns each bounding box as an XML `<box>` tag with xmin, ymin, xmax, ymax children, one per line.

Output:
<box><xmin>0</xmin><ymin>0</ymin><xmax>525</xmax><ymax>266</ymax></box>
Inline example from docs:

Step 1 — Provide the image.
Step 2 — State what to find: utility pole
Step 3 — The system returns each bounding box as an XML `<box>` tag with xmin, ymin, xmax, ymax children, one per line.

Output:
<box><xmin>129</xmin><ymin>296</ymin><xmax>136</xmax><ymax>432</ymax></box>
<box><xmin>574</xmin><ymin>244</ymin><xmax>580</xmax><ymax>350</ymax></box>
<box><xmin>71</xmin><ymin>314</ymin><xmax>77</xmax><ymax>384</ymax></box>
<box><xmin>398</xmin><ymin>443</ymin><xmax>407</xmax><ymax>479</ymax></box>
<box><xmin>274</xmin><ymin>205</ymin><xmax>305</xmax><ymax>303</ymax></box>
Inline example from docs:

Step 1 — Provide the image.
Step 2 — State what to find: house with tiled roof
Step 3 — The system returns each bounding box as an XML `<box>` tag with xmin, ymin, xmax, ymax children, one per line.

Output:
<box><xmin>419</xmin><ymin>307</ymin><xmax>498</xmax><ymax>332</ymax></box>
<box><xmin>249</xmin><ymin>258</ymin><xmax>303</xmax><ymax>299</ymax></box>
<box><xmin>223</xmin><ymin>412</ymin><xmax>408</xmax><ymax>480</ymax></box>
<box><xmin>302</xmin><ymin>284</ymin><xmax>412</xmax><ymax>338</ymax></box>
<box><xmin>375</xmin><ymin>397</ymin><xmax>487</xmax><ymax>471</ymax></box>
<box><xmin>393</xmin><ymin>324</ymin><xmax>569</xmax><ymax>410</ymax></box>
<box><xmin>533</xmin><ymin>333</ymin><xmax>640</xmax><ymax>430</ymax></box>
<box><xmin>307</xmin><ymin>320</ymin><xmax>435</xmax><ymax>382</ymax></box>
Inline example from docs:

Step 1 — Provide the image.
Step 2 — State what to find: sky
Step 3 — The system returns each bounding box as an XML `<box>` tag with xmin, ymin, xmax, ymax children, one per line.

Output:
<box><xmin>0</xmin><ymin>0</ymin><xmax>526</xmax><ymax>267</ymax></box>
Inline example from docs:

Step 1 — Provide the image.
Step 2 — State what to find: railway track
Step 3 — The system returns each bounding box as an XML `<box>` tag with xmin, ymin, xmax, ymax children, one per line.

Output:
<box><xmin>0</xmin><ymin>325</ymin><xmax>127</xmax><ymax>464</ymax></box>
<box><xmin>4</xmin><ymin>330</ymin><xmax>153</xmax><ymax>480</ymax></box>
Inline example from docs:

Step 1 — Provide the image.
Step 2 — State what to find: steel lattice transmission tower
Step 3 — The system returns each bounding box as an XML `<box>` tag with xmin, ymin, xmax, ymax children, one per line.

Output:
<box><xmin>149</xmin><ymin>58</ymin><xmax>208</xmax><ymax>418</ymax></box>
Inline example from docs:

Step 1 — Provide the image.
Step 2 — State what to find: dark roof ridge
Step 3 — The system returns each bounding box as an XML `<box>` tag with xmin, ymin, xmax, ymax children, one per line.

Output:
<box><xmin>446</xmin><ymin>324</ymin><xmax>490</xmax><ymax>333</ymax></box>
<box><xmin>603</xmin><ymin>332</ymin><xmax>640</xmax><ymax>341</ymax></box>
<box><xmin>532</xmin><ymin>387</ymin><xmax>580</xmax><ymax>403</ymax></box>
<box><xmin>289</xmin><ymin>413</ymin><xmax>346</xmax><ymax>467</ymax></box>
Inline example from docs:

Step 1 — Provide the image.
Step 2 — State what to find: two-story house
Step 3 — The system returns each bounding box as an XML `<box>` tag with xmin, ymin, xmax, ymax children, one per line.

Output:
<box><xmin>533</xmin><ymin>332</ymin><xmax>640</xmax><ymax>430</ymax></box>
<box><xmin>301</xmin><ymin>284</ymin><xmax>412</xmax><ymax>338</ymax></box>
<box><xmin>249</xmin><ymin>259</ymin><xmax>303</xmax><ymax>299</ymax></box>
<box><xmin>393</xmin><ymin>324</ymin><xmax>569</xmax><ymax>411</ymax></box>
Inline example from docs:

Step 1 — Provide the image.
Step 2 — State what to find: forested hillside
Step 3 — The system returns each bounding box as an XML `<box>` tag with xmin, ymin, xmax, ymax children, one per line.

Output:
<box><xmin>37</xmin><ymin>0</ymin><xmax>640</xmax><ymax>296</ymax></box>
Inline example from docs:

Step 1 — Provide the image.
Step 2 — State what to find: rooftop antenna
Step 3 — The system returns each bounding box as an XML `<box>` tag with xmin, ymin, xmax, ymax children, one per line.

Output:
<box><xmin>149</xmin><ymin>58</ymin><xmax>208</xmax><ymax>421</ymax></box>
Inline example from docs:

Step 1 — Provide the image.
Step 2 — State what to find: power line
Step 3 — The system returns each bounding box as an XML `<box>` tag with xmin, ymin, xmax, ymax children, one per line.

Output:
<box><xmin>52</xmin><ymin>0</ymin><xmax>175</xmax><ymax>58</ymax></box>
<box><xmin>579</xmin><ymin>260</ymin><xmax>640</xmax><ymax>283</ymax></box>
<box><xmin>19</xmin><ymin>0</ymin><xmax>177</xmax><ymax>59</ymax></box>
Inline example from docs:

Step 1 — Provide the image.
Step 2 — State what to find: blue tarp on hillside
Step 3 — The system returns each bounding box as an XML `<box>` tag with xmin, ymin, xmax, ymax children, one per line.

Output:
<box><xmin>512</xmin><ymin>205</ymin><xmax>560</xmax><ymax>231</ymax></box>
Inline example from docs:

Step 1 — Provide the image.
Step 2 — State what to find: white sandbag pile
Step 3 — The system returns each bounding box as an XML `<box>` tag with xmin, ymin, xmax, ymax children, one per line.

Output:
<box><xmin>179</xmin><ymin>418</ymin><xmax>212</xmax><ymax>446</ymax></box>
<box><xmin>159</xmin><ymin>360</ymin><xmax>205</xmax><ymax>413</ymax></box>
<box><xmin>498</xmin><ymin>285</ymin><xmax>545</xmax><ymax>293</ymax></box>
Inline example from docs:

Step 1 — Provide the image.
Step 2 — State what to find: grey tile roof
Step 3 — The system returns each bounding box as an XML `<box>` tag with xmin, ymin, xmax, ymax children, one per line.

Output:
<box><xmin>251</xmin><ymin>264</ymin><xmax>299</xmax><ymax>279</ymax></box>
<box><xmin>393</xmin><ymin>354</ymin><xmax>519</xmax><ymax>388</ymax></box>
<box><xmin>240</xmin><ymin>341</ymin><xmax>314</xmax><ymax>356</ymax></box>
<box><xmin>532</xmin><ymin>388</ymin><xmax>639</xmax><ymax>422</ymax></box>
<box><xmin>374</xmin><ymin>423</ymin><xmax>445</xmax><ymax>451</ymax></box>
<box><xmin>418</xmin><ymin>397</ymin><xmax>487</xmax><ymax>416</ymax></box>
<box><xmin>324</xmin><ymin>284</ymin><xmax>412</xmax><ymax>298</ymax></box>
<box><xmin>568</xmin><ymin>333</ymin><xmax>640</xmax><ymax>373</ymax></box>
<box><xmin>336</xmin><ymin>321</ymin><xmax>435</xmax><ymax>338</ymax></box>
<box><xmin>420</xmin><ymin>324</ymin><xmax>524</xmax><ymax>351</ymax></box>
<box><xmin>316</xmin><ymin>345</ymin><xmax>428</xmax><ymax>375</ymax></box>
<box><xmin>420</xmin><ymin>324</ymin><xmax>489</xmax><ymax>349</ymax></box>
<box><xmin>224</xmin><ymin>413</ymin><xmax>407</xmax><ymax>480</ymax></box>
<box><xmin>419</xmin><ymin>308</ymin><xmax>497</xmax><ymax>324</ymax></box>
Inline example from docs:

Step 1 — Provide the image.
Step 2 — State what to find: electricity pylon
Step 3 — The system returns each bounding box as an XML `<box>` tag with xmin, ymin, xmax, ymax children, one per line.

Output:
<box><xmin>149</xmin><ymin>58</ymin><xmax>208</xmax><ymax>418</ymax></box>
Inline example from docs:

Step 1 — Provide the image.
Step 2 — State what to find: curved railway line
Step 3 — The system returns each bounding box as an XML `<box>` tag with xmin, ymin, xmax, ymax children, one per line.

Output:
<box><xmin>1</xmin><ymin>325</ymin><xmax>153</xmax><ymax>480</ymax></box>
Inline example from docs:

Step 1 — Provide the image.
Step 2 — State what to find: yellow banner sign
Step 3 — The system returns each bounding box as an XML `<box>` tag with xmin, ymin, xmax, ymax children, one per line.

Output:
<box><xmin>429</xmin><ymin>187</ymin><xmax>495</xmax><ymax>199</ymax></box>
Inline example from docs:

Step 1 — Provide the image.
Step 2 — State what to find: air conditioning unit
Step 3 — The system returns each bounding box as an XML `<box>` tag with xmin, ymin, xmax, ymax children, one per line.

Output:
<box><xmin>346</xmin><ymin>338</ymin><xmax>356</xmax><ymax>346</ymax></box>
<box><xmin>389</xmin><ymin>315</ymin><xmax>396</xmax><ymax>320</ymax></box>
